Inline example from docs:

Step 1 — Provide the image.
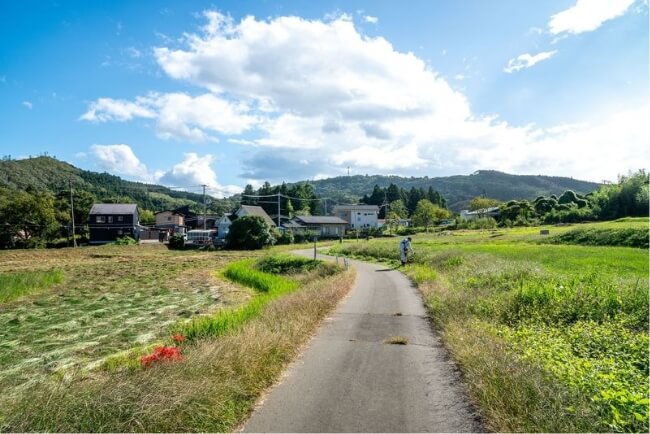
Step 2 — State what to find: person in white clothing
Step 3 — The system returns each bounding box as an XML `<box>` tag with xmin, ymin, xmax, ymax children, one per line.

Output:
<box><xmin>399</xmin><ymin>237</ymin><xmax>413</xmax><ymax>266</ymax></box>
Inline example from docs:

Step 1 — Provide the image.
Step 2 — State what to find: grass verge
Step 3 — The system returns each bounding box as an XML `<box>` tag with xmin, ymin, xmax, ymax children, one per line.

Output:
<box><xmin>330</xmin><ymin>231</ymin><xmax>649</xmax><ymax>432</ymax></box>
<box><xmin>2</xmin><ymin>259</ymin><xmax>355</xmax><ymax>432</ymax></box>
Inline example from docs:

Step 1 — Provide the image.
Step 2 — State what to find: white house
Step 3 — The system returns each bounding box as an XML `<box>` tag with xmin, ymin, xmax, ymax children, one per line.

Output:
<box><xmin>332</xmin><ymin>204</ymin><xmax>379</xmax><ymax>230</ymax></box>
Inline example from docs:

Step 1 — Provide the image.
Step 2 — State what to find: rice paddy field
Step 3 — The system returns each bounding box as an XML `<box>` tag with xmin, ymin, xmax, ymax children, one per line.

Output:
<box><xmin>0</xmin><ymin>244</ymin><xmax>257</xmax><ymax>393</ymax></box>
<box><xmin>329</xmin><ymin>218</ymin><xmax>649</xmax><ymax>433</ymax></box>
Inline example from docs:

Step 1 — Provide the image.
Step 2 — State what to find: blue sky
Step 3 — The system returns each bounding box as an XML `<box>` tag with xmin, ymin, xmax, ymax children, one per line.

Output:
<box><xmin>1</xmin><ymin>0</ymin><xmax>648</xmax><ymax>196</ymax></box>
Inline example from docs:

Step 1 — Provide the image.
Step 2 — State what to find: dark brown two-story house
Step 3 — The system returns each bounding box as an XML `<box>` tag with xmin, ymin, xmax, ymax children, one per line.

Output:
<box><xmin>89</xmin><ymin>204</ymin><xmax>139</xmax><ymax>244</ymax></box>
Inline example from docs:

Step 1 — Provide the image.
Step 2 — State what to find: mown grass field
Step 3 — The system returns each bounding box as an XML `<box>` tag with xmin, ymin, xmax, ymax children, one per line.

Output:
<box><xmin>0</xmin><ymin>245</ymin><xmax>353</xmax><ymax>431</ymax></box>
<box><xmin>330</xmin><ymin>218</ymin><xmax>649</xmax><ymax>433</ymax></box>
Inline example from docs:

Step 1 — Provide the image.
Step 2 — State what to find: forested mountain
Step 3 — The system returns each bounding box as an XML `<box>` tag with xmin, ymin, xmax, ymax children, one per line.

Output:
<box><xmin>0</xmin><ymin>156</ymin><xmax>236</xmax><ymax>214</ymax></box>
<box><xmin>293</xmin><ymin>170</ymin><xmax>601</xmax><ymax>211</ymax></box>
<box><xmin>0</xmin><ymin>157</ymin><xmax>601</xmax><ymax>214</ymax></box>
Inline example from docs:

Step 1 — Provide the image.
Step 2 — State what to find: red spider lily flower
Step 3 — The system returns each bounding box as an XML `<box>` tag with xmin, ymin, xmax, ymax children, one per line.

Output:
<box><xmin>140</xmin><ymin>345</ymin><xmax>182</xmax><ymax>367</ymax></box>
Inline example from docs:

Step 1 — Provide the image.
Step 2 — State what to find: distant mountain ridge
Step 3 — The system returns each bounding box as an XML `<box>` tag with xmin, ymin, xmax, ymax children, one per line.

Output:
<box><xmin>0</xmin><ymin>157</ymin><xmax>600</xmax><ymax>213</ymax></box>
<box><xmin>292</xmin><ymin>170</ymin><xmax>601</xmax><ymax>211</ymax></box>
<box><xmin>0</xmin><ymin>156</ymin><xmax>235</xmax><ymax>213</ymax></box>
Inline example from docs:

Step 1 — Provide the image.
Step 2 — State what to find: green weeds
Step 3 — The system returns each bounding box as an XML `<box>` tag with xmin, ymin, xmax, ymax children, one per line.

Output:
<box><xmin>0</xmin><ymin>269</ymin><xmax>64</xmax><ymax>303</ymax></box>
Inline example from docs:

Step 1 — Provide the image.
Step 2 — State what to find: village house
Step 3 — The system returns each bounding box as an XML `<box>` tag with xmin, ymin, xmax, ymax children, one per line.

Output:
<box><xmin>154</xmin><ymin>210</ymin><xmax>186</xmax><ymax>236</ymax></box>
<box><xmin>332</xmin><ymin>204</ymin><xmax>379</xmax><ymax>230</ymax></box>
<box><xmin>235</xmin><ymin>205</ymin><xmax>277</xmax><ymax>227</ymax></box>
<box><xmin>88</xmin><ymin>204</ymin><xmax>139</xmax><ymax>244</ymax></box>
<box><xmin>290</xmin><ymin>216</ymin><xmax>348</xmax><ymax>238</ymax></box>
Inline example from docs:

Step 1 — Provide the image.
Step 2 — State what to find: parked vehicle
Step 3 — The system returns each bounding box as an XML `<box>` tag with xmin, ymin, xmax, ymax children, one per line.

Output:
<box><xmin>185</xmin><ymin>229</ymin><xmax>217</xmax><ymax>246</ymax></box>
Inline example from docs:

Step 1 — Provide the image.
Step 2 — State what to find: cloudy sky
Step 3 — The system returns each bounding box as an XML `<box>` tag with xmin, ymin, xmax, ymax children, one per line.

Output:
<box><xmin>1</xmin><ymin>0</ymin><xmax>648</xmax><ymax>196</ymax></box>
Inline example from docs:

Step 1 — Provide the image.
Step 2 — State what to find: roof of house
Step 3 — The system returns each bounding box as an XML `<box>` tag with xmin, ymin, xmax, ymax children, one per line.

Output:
<box><xmin>89</xmin><ymin>204</ymin><xmax>138</xmax><ymax>215</ymax></box>
<box><xmin>332</xmin><ymin>204</ymin><xmax>379</xmax><ymax>211</ymax></box>
<box><xmin>155</xmin><ymin>210</ymin><xmax>185</xmax><ymax>216</ymax></box>
<box><xmin>237</xmin><ymin>205</ymin><xmax>277</xmax><ymax>226</ymax></box>
<box><xmin>282</xmin><ymin>221</ymin><xmax>307</xmax><ymax>229</ymax></box>
<box><xmin>461</xmin><ymin>207</ymin><xmax>500</xmax><ymax>215</ymax></box>
<box><xmin>295</xmin><ymin>216</ymin><xmax>348</xmax><ymax>225</ymax></box>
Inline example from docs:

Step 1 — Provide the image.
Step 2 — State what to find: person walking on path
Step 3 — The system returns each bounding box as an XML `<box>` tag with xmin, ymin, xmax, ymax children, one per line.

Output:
<box><xmin>399</xmin><ymin>236</ymin><xmax>414</xmax><ymax>266</ymax></box>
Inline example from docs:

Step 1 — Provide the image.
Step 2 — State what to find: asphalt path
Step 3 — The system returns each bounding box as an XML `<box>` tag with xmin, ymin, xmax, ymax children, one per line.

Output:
<box><xmin>242</xmin><ymin>250</ymin><xmax>483</xmax><ymax>433</ymax></box>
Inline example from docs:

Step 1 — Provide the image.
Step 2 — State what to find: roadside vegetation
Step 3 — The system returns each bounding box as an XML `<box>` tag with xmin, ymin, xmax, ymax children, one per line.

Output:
<box><xmin>0</xmin><ymin>245</ymin><xmax>353</xmax><ymax>431</ymax></box>
<box><xmin>330</xmin><ymin>218</ymin><xmax>649</xmax><ymax>432</ymax></box>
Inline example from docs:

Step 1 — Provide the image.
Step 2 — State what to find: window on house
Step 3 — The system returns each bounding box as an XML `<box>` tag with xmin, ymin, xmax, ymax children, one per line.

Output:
<box><xmin>117</xmin><ymin>216</ymin><xmax>123</xmax><ymax>222</ymax></box>
<box><xmin>167</xmin><ymin>216</ymin><xmax>172</xmax><ymax>221</ymax></box>
<box><xmin>108</xmin><ymin>216</ymin><xmax>113</xmax><ymax>223</ymax></box>
<box><xmin>96</xmin><ymin>216</ymin><xmax>105</xmax><ymax>223</ymax></box>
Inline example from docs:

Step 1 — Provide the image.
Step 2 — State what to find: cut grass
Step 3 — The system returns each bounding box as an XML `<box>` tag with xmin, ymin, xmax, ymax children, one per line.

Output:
<box><xmin>0</xmin><ymin>269</ymin><xmax>64</xmax><ymax>303</ymax></box>
<box><xmin>0</xmin><ymin>245</ymin><xmax>257</xmax><ymax>397</ymax></box>
<box><xmin>3</xmin><ymin>266</ymin><xmax>356</xmax><ymax>432</ymax></box>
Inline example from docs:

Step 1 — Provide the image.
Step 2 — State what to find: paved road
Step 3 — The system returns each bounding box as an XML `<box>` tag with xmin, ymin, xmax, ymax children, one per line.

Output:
<box><xmin>242</xmin><ymin>251</ymin><xmax>483</xmax><ymax>433</ymax></box>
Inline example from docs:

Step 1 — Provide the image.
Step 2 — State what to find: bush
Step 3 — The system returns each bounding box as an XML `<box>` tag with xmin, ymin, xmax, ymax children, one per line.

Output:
<box><xmin>226</xmin><ymin>216</ymin><xmax>276</xmax><ymax>250</ymax></box>
<box><xmin>115</xmin><ymin>235</ymin><xmax>137</xmax><ymax>245</ymax></box>
<box><xmin>293</xmin><ymin>232</ymin><xmax>309</xmax><ymax>243</ymax></box>
<box><xmin>275</xmin><ymin>230</ymin><xmax>294</xmax><ymax>245</ymax></box>
<box><xmin>168</xmin><ymin>234</ymin><xmax>185</xmax><ymax>250</ymax></box>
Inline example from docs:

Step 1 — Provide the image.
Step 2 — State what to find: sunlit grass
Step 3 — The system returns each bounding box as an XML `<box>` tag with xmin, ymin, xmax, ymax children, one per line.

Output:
<box><xmin>0</xmin><ymin>269</ymin><xmax>64</xmax><ymax>302</ymax></box>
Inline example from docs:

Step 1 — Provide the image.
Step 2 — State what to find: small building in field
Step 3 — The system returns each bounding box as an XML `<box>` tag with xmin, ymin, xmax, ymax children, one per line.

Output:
<box><xmin>89</xmin><ymin>204</ymin><xmax>139</xmax><ymax>244</ymax></box>
<box><xmin>235</xmin><ymin>205</ymin><xmax>277</xmax><ymax>227</ymax></box>
<box><xmin>292</xmin><ymin>216</ymin><xmax>348</xmax><ymax>238</ymax></box>
<box><xmin>332</xmin><ymin>204</ymin><xmax>379</xmax><ymax>230</ymax></box>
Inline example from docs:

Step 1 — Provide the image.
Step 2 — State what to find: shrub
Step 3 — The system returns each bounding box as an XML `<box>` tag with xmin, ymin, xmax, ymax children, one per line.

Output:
<box><xmin>226</xmin><ymin>216</ymin><xmax>276</xmax><ymax>250</ymax></box>
<box><xmin>275</xmin><ymin>230</ymin><xmax>294</xmax><ymax>245</ymax></box>
<box><xmin>168</xmin><ymin>234</ymin><xmax>185</xmax><ymax>250</ymax></box>
<box><xmin>115</xmin><ymin>235</ymin><xmax>137</xmax><ymax>245</ymax></box>
<box><xmin>293</xmin><ymin>232</ymin><xmax>309</xmax><ymax>243</ymax></box>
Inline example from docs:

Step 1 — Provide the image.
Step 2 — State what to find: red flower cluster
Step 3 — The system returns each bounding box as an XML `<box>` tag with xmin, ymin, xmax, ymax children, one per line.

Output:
<box><xmin>172</xmin><ymin>333</ymin><xmax>186</xmax><ymax>343</ymax></box>
<box><xmin>140</xmin><ymin>345</ymin><xmax>182</xmax><ymax>367</ymax></box>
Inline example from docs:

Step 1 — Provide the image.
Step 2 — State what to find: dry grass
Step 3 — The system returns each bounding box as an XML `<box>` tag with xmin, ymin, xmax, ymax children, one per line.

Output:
<box><xmin>384</xmin><ymin>336</ymin><xmax>409</xmax><ymax>345</ymax></box>
<box><xmin>3</xmin><ymin>269</ymin><xmax>356</xmax><ymax>432</ymax></box>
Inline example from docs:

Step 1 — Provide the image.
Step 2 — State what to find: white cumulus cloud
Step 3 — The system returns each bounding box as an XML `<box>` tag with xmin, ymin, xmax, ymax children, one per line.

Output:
<box><xmin>159</xmin><ymin>153</ymin><xmax>242</xmax><ymax>197</ymax></box>
<box><xmin>504</xmin><ymin>50</ymin><xmax>558</xmax><ymax>73</ymax></box>
<box><xmin>81</xmin><ymin>93</ymin><xmax>256</xmax><ymax>142</ymax></box>
<box><xmin>549</xmin><ymin>0</ymin><xmax>635</xmax><ymax>35</ymax></box>
<box><xmin>91</xmin><ymin>144</ymin><xmax>155</xmax><ymax>181</ymax></box>
<box><xmin>364</xmin><ymin>15</ymin><xmax>378</xmax><ymax>24</ymax></box>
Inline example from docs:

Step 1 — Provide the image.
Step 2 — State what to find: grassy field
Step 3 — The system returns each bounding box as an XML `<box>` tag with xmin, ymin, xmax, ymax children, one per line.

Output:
<box><xmin>0</xmin><ymin>245</ymin><xmax>354</xmax><ymax>431</ymax></box>
<box><xmin>0</xmin><ymin>245</ymin><xmax>263</xmax><ymax>393</ymax></box>
<box><xmin>330</xmin><ymin>218</ymin><xmax>649</xmax><ymax>433</ymax></box>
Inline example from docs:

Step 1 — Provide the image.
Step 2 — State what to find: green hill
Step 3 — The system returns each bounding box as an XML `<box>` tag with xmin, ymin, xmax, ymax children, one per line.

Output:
<box><xmin>297</xmin><ymin>170</ymin><xmax>601</xmax><ymax>211</ymax></box>
<box><xmin>0</xmin><ymin>156</ymin><xmax>234</xmax><ymax>214</ymax></box>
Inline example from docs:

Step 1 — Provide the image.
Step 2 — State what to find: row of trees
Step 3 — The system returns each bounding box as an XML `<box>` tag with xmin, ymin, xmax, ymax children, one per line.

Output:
<box><xmin>481</xmin><ymin>170</ymin><xmax>649</xmax><ymax>226</ymax></box>
<box><xmin>361</xmin><ymin>183</ymin><xmax>447</xmax><ymax>218</ymax></box>
<box><xmin>241</xmin><ymin>181</ymin><xmax>322</xmax><ymax>219</ymax></box>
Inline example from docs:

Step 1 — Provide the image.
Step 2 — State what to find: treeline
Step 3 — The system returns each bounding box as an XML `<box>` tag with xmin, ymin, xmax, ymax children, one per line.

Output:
<box><xmin>360</xmin><ymin>183</ymin><xmax>447</xmax><ymax>218</ymax></box>
<box><xmin>479</xmin><ymin>170</ymin><xmax>649</xmax><ymax>227</ymax></box>
<box><xmin>240</xmin><ymin>182</ymin><xmax>322</xmax><ymax>218</ymax></box>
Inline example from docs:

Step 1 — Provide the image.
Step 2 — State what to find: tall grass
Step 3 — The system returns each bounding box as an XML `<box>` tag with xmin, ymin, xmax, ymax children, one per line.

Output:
<box><xmin>0</xmin><ymin>269</ymin><xmax>64</xmax><ymax>302</ymax></box>
<box><xmin>544</xmin><ymin>227</ymin><xmax>649</xmax><ymax>248</ymax></box>
<box><xmin>330</xmin><ymin>233</ymin><xmax>649</xmax><ymax>432</ymax></box>
<box><xmin>176</xmin><ymin>259</ymin><xmax>300</xmax><ymax>340</ymax></box>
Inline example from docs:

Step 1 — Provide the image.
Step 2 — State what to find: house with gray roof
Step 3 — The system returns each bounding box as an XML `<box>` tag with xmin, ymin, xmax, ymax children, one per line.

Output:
<box><xmin>292</xmin><ymin>215</ymin><xmax>348</xmax><ymax>237</ymax></box>
<box><xmin>89</xmin><ymin>203</ymin><xmax>140</xmax><ymax>244</ymax></box>
<box><xmin>235</xmin><ymin>205</ymin><xmax>277</xmax><ymax>227</ymax></box>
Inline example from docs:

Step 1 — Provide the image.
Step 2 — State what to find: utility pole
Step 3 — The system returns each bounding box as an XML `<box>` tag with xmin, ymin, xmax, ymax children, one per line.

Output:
<box><xmin>202</xmin><ymin>184</ymin><xmax>207</xmax><ymax>230</ymax></box>
<box><xmin>347</xmin><ymin>166</ymin><xmax>350</xmax><ymax>176</ymax></box>
<box><xmin>277</xmin><ymin>192</ymin><xmax>281</xmax><ymax>227</ymax></box>
<box><xmin>69</xmin><ymin>181</ymin><xmax>77</xmax><ymax>248</ymax></box>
